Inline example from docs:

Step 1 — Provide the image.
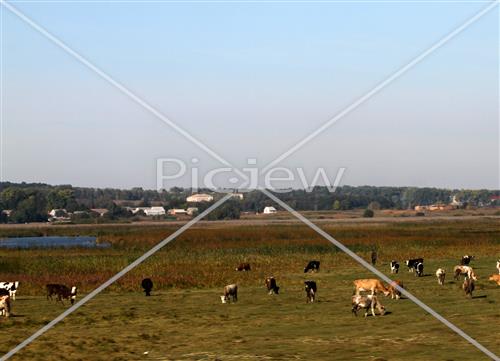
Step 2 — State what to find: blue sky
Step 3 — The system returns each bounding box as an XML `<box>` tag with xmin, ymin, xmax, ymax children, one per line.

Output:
<box><xmin>1</xmin><ymin>1</ymin><xmax>498</xmax><ymax>189</ymax></box>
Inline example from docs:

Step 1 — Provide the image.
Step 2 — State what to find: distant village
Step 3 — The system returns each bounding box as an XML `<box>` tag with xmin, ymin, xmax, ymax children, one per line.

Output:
<box><xmin>43</xmin><ymin>193</ymin><xmax>263</xmax><ymax>222</ymax></box>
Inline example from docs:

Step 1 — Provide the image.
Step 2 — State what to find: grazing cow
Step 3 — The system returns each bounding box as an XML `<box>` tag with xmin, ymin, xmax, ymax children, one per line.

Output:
<box><xmin>436</xmin><ymin>268</ymin><xmax>446</xmax><ymax>286</ymax></box>
<box><xmin>488</xmin><ymin>274</ymin><xmax>500</xmax><ymax>286</ymax></box>
<box><xmin>235</xmin><ymin>263</ymin><xmax>251</xmax><ymax>272</ymax></box>
<box><xmin>351</xmin><ymin>295</ymin><xmax>386</xmax><ymax>317</ymax></box>
<box><xmin>353</xmin><ymin>279</ymin><xmax>390</xmax><ymax>297</ymax></box>
<box><xmin>497</xmin><ymin>260</ymin><xmax>500</xmax><ymax>275</ymax></box>
<box><xmin>454</xmin><ymin>266</ymin><xmax>478</xmax><ymax>281</ymax></box>
<box><xmin>387</xmin><ymin>280</ymin><xmax>404</xmax><ymax>300</ymax></box>
<box><xmin>265</xmin><ymin>277</ymin><xmax>279</xmax><ymax>295</ymax></box>
<box><xmin>220</xmin><ymin>284</ymin><xmax>238</xmax><ymax>303</ymax></box>
<box><xmin>462</xmin><ymin>278</ymin><xmax>475</xmax><ymax>298</ymax></box>
<box><xmin>141</xmin><ymin>278</ymin><xmax>153</xmax><ymax>296</ymax></box>
<box><xmin>0</xmin><ymin>295</ymin><xmax>10</xmax><ymax>318</ymax></box>
<box><xmin>405</xmin><ymin>258</ymin><xmax>423</xmax><ymax>272</ymax></box>
<box><xmin>460</xmin><ymin>255</ymin><xmax>474</xmax><ymax>265</ymax></box>
<box><xmin>371</xmin><ymin>250</ymin><xmax>377</xmax><ymax>266</ymax></box>
<box><xmin>304</xmin><ymin>281</ymin><xmax>317</xmax><ymax>303</ymax></box>
<box><xmin>415</xmin><ymin>262</ymin><xmax>424</xmax><ymax>277</ymax></box>
<box><xmin>0</xmin><ymin>282</ymin><xmax>19</xmax><ymax>300</ymax></box>
<box><xmin>390</xmin><ymin>260</ymin><xmax>399</xmax><ymax>274</ymax></box>
<box><xmin>303</xmin><ymin>261</ymin><xmax>320</xmax><ymax>273</ymax></box>
<box><xmin>46</xmin><ymin>284</ymin><xmax>78</xmax><ymax>305</ymax></box>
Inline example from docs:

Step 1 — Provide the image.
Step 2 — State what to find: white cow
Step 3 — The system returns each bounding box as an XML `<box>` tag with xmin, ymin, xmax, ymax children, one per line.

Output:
<box><xmin>352</xmin><ymin>295</ymin><xmax>386</xmax><ymax>317</ymax></box>
<box><xmin>436</xmin><ymin>268</ymin><xmax>446</xmax><ymax>286</ymax></box>
<box><xmin>220</xmin><ymin>284</ymin><xmax>238</xmax><ymax>304</ymax></box>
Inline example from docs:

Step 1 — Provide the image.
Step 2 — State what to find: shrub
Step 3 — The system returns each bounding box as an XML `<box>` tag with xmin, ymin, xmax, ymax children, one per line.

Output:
<box><xmin>363</xmin><ymin>209</ymin><xmax>374</xmax><ymax>218</ymax></box>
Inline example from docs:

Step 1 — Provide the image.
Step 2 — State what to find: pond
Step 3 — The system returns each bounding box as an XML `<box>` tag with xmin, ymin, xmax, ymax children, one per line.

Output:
<box><xmin>0</xmin><ymin>236</ymin><xmax>110</xmax><ymax>249</ymax></box>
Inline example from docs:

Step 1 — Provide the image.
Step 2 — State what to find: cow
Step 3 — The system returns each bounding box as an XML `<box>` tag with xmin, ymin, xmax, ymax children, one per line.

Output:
<box><xmin>220</xmin><ymin>284</ymin><xmax>238</xmax><ymax>303</ymax></box>
<box><xmin>353</xmin><ymin>279</ymin><xmax>390</xmax><ymax>297</ymax></box>
<box><xmin>405</xmin><ymin>258</ymin><xmax>423</xmax><ymax>272</ymax></box>
<box><xmin>488</xmin><ymin>274</ymin><xmax>500</xmax><ymax>286</ymax></box>
<box><xmin>304</xmin><ymin>261</ymin><xmax>320</xmax><ymax>273</ymax></box>
<box><xmin>454</xmin><ymin>265</ymin><xmax>478</xmax><ymax>281</ymax></box>
<box><xmin>371</xmin><ymin>250</ymin><xmax>377</xmax><ymax>266</ymax></box>
<box><xmin>387</xmin><ymin>280</ymin><xmax>404</xmax><ymax>300</ymax></box>
<box><xmin>436</xmin><ymin>268</ymin><xmax>446</xmax><ymax>286</ymax></box>
<box><xmin>0</xmin><ymin>295</ymin><xmax>10</xmax><ymax>318</ymax></box>
<box><xmin>351</xmin><ymin>295</ymin><xmax>386</xmax><ymax>317</ymax></box>
<box><xmin>0</xmin><ymin>282</ymin><xmax>19</xmax><ymax>300</ymax></box>
<box><xmin>390</xmin><ymin>260</ymin><xmax>399</xmax><ymax>274</ymax></box>
<box><xmin>497</xmin><ymin>260</ymin><xmax>500</xmax><ymax>275</ymax></box>
<box><xmin>415</xmin><ymin>262</ymin><xmax>424</xmax><ymax>277</ymax></box>
<box><xmin>141</xmin><ymin>278</ymin><xmax>153</xmax><ymax>296</ymax></box>
<box><xmin>46</xmin><ymin>284</ymin><xmax>78</xmax><ymax>305</ymax></box>
<box><xmin>460</xmin><ymin>255</ymin><xmax>474</xmax><ymax>265</ymax></box>
<box><xmin>462</xmin><ymin>278</ymin><xmax>475</xmax><ymax>298</ymax></box>
<box><xmin>235</xmin><ymin>263</ymin><xmax>251</xmax><ymax>272</ymax></box>
<box><xmin>304</xmin><ymin>281</ymin><xmax>317</xmax><ymax>303</ymax></box>
<box><xmin>265</xmin><ymin>277</ymin><xmax>279</xmax><ymax>295</ymax></box>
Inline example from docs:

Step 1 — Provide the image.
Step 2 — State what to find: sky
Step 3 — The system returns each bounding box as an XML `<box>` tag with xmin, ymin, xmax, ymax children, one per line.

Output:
<box><xmin>1</xmin><ymin>1</ymin><xmax>498</xmax><ymax>190</ymax></box>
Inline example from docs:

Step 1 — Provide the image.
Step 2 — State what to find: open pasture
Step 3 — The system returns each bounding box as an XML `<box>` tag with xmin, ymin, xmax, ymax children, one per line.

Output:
<box><xmin>0</xmin><ymin>217</ymin><xmax>499</xmax><ymax>360</ymax></box>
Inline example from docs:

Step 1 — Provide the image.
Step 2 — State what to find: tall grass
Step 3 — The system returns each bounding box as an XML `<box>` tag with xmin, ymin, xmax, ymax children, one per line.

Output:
<box><xmin>0</xmin><ymin>218</ymin><xmax>498</xmax><ymax>294</ymax></box>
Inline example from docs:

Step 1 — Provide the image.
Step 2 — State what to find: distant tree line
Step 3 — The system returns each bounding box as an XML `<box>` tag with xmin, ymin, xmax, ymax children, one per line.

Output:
<box><xmin>0</xmin><ymin>182</ymin><xmax>497</xmax><ymax>223</ymax></box>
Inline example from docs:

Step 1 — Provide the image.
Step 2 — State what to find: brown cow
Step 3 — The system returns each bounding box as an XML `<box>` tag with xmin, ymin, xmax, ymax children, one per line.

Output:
<box><xmin>488</xmin><ymin>274</ymin><xmax>500</xmax><ymax>286</ymax></box>
<box><xmin>0</xmin><ymin>295</ymin><xmax>10</xmax><ymax>317</ymax></box>
<box><xmin>387</xmin><ymin>280</ymin><xmax>404</xmax><ymax>300</ymax></box>
<box><xmin>235</xmin><ymin>263</ymin><xmax>251</xmax><ymax>271</ymax></box>
<box><xmin>353</xmin><ymin>279</ymin><xmax>390</xmax><ymax>297</ymax></box>
<box><xmin>462</xmin><ymin>278</ymin><xmax>475</xmax><ymax>298</ymax></box>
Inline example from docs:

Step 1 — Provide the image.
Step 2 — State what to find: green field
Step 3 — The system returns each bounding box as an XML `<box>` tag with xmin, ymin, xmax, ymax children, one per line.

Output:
<box><xmin>0</xmin><ymin>217</ymin><xmax>499</xmax><ymax>360</ymax></box>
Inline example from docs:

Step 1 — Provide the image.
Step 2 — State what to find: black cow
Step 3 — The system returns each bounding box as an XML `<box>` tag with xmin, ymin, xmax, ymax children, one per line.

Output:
<box><xmin>304</xmin><ymin>281</ymin><xmax>317</xmax><ymax>303</ymax></box>
<box><xmin>461</xmin><ymin>255</ymin><xmax>474</xmax><ymax>265</ymax></box>
<box><xmin>415</xmin><ymin>262</ymin><xmax>424</xmax><ymax>277</ymax></box>
<box><xmin>405</xmin><ymin>258</ymin><xmax>423</xmax><ymax>272</ymax></box>
<box><xmin>371</xmin><ymin>250</ymin><xmax>377</xmax><ymax>266</ymax></box>
<box><xmin>304</xmin><ymin>261</ymin><xmax>320</xmax><ymax>273</ymax></box>
<box><xmin>141</xmin><ymin>278</ymin><xmax>153</xmax><ymax>296</ymax></box>
<box><xmin>390</xmin><ymin>260</ymin><xmax>400</xmax><ymax>274</ymax></box>
<box><xmin>265</xmin><ymin>277</ymin><xmax>280</xmax><ymax>295</ymax></box>
<box><xmin>46</xmin><ymin>284</ymin><xmax>77</xmax><ymax>305</ymax></box>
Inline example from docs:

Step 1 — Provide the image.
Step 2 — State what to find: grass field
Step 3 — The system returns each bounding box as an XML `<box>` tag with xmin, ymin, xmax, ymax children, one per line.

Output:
<box><xmin>0</xmin><ymin>216</ymin><xmax>499</xmax><ymax>360</ymax></box>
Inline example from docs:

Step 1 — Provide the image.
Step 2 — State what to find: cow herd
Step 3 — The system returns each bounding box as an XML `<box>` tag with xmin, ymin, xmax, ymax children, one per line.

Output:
<box><xmin>217</xmin><ymin>255</ymin><xmax>500</xmax><ymax>319</ymax></box>
<box><xmin>350</xmin><ymin>255</ymin><xmax>500</xmax><ymax>317</ymax></box>
<box><xmin>0</xmin><ymin>282</ymin><xmax>78</xmax><ymax>318</ymax></box>
<box><xmin>0</xmin><ymin>256</ymin><xmax>499</xmax><ymax>319</ymax></box>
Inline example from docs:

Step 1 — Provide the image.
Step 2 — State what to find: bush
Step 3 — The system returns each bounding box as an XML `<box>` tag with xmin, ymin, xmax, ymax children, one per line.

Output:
<box><xmin>363</xmin><ymin>209</ymin><xmax>374</xmax><ymax>218</ymax></box>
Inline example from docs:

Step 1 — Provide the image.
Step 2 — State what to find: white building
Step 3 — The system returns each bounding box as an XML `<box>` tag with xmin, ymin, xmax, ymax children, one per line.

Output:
<box><xmin>144</xmin><ymin>206</ymin><xmax>166</xmax><ymax>216</ymax></box>
<box><xmin>230</xmin><ymin>193</ymin><xmax>244</xmax><ymax>200</ymax></box>
<box><xmin>48</xmin><ymin>209</ymin><xmax>68</xmax><ymax>218</ymax></box>
<box><xmin>186</xmin><ymin>193</ymin><xmax>214</xmax><ymax>203</ymax></box>
<box><xmin>168</xmin><ymin>208</ymin><xmax>188</xmax><ymax>215</ymax></box>
<box><xmin>263</xmin><ymin>206</ymin><xmax>277</xmax><ymax>214</ymax></box>
<box><xmin>186</xmin><ymin>207</ymin><xmax>199</xmax><ymax>216</ymax></box>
